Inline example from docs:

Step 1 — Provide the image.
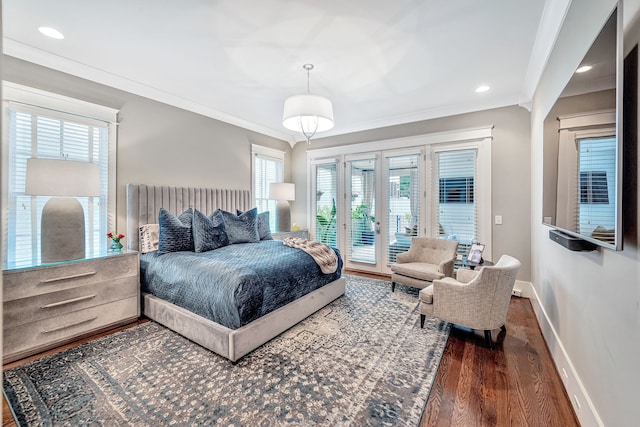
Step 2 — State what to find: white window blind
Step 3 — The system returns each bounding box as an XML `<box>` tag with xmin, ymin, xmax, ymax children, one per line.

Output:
<box><xmin>314</xmin><ymin>162</ymin><xmax>338</xmax><ymax>246</ymax></box>
<box><xmin>387</xmin><ymin>154</ymin><xmax>420</xmax><ymax>264</ymax></box>
<box><xmin>252</xmin><ymin>145</ymin><xmax>284</xmax><ymax>231</ymax></box>
<box><xmin>436</xmin><ymin>149</ymin><xmax>477</xmax><ymax>264</ymax></box>
<box><xmin>5</xmin><ymin>105</ymin><xmax>112</xmax><ymax>267</ymax></box>
<box><xmin>577</xmin><ymin>136</ymin><xmax>616</xmax><ymax>242</ymax></box>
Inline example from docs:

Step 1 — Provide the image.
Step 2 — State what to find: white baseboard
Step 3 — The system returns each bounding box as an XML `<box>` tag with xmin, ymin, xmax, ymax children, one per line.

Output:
<box><xmin>512</xmin><ymin>279</ymin><xmax>532</xmax><ymax>298</ymax></box>
<box><xmin>528</xmin><ymin>285</ymin><xmax>604</xmax><ymax>427</ymax></box>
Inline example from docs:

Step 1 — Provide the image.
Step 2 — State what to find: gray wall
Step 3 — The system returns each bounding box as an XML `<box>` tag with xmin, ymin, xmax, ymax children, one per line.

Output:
<box><xmin>532</xmin><ymin>0</ymin><xmax>640</xmax><ymax>425</ymax></box>
<box><xmin>2</xmin><ymin>56</ymin><xmax>291</xmax><ymax>234</ymax></box>
<box><xmin>292</xmin><ymin>105</ymin><xmax>532</xmax><ymax>281</ymax></box>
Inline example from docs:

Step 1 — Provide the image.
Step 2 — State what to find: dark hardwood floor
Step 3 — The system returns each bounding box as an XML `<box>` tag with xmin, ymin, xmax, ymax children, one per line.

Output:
<box><xmin>420</xmin><ymin>292</ymin><xmax>579</xmax><ymax>426</ymax></box>
<box><xmin>3</xmin><ymin>271</ymin><xmax>579</xmax><ymax>426</ymax></box>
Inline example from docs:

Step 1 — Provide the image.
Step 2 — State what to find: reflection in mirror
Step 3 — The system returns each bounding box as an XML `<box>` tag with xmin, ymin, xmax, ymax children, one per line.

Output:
<box><xmin>542</xmin><ymin>6</ymin><xmax>621</xmax><ymax>250</ymax></box>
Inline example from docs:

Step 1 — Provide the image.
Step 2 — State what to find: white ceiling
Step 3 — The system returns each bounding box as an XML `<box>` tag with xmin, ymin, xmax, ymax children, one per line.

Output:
<box><xmin>3</xmin><ymin>0</ymin><xmax>551</xmax><ymax>145</ymax></box>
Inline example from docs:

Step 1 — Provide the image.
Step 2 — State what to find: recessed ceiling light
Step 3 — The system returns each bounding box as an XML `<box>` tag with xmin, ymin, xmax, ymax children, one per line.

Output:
<box><xmin>576</xmin><ymin>65</ymin><xmax>592</xmax><ymax>73</ymax></box>
<box><xmin>38</xmin><ymin>27</ymin><xmax>64</xmax><ymax>39</ymax></box>
<box><xmin>475</xmin><ymin>85</ymin><xmax>490</xmax><ymax>93</ymax></box>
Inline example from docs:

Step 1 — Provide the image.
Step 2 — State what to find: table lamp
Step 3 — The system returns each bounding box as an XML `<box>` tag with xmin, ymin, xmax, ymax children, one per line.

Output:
<box><xmin>25</xmin><ymin>158</ymin><xmax>100</xmax><ymax>263</ymax></box>
<box><xmin>269</xmin><ymin>182</ymin><xmax>295</xmax><ymax>232</ymax></box>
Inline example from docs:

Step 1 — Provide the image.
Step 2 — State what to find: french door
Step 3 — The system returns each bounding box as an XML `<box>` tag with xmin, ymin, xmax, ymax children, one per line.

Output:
<box><xmin>344</xmin><ymin>150</ymin><xmax>425</xmax><ymax>273</ymax></box>
<box><xmin>307</xmin><ymin>128</ymin><xmax>492</xmax><ymax>277</ymax></box>
<box><xmin>346</xmin><ymin>155</ymin><xmax>379</xmax><ymax>272</ymax></box>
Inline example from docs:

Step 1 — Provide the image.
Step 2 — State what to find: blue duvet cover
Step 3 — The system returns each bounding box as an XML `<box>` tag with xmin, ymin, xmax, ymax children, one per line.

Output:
<box><xmin>140</xmin><ymin>240</ymin><xmax>342</xmax><ymax>330</ymax></box>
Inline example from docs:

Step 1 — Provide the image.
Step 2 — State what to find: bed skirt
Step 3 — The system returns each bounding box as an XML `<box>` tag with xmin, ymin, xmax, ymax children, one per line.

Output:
<box><xmin>142</xmin><ymin>277</ymin><xmax>346</xmax><ymax>362</ymax></box>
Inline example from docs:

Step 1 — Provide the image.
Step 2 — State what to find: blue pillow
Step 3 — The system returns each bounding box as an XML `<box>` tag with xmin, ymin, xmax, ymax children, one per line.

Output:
<box><xmin>237</xmin><ymin>209</ymin><xmax>273</xmax><ymax>240</ymax></box>
<box><xmin>158</xmin><ymin>208</ymin><xmax>194</xmax><ymax>254</ymax></box>
<box><xmin>192</xmin><ymin>209</ymin><xmax>229</xmax><ymax>252</ymax></box>
<box><xmin>220</xmin><ymin>208</ymin><xmax>260</xmax><ymax>244</ymax></box>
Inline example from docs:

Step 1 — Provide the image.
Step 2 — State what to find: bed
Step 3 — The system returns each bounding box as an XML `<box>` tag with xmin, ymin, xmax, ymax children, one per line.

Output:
<box><xmin>126</xmin><ymin>184</ymin><xmax>345</xmax><ymax>362</ymax></box>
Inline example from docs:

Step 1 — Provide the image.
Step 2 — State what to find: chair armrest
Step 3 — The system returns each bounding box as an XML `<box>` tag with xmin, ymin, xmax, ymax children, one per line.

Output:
<box><xmin>396</xmin><ymin>251</ymin><xmax>412</xmax><ymax>264</ymax></box>
<box><xmin>456</xmin><ymin>268</ymin><xmax>479</xmax><ymax>283</ymax></box>
<box><xmin>438</xmin><ymin>258</ymin><xmax>456</xmax><ymax>278</ymax></box>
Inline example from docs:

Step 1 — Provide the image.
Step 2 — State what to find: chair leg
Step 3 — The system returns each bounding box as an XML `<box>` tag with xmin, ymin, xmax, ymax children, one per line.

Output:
<box><xmin>391</xmin><ymin>281</ymin><xmax>396</xmax><ymax>292</ymax></box>
<box><xmin>484</xmin><ymin>330</ymin><xmax>493</xmax><ymax>349</ymax></box>
<box><xmin>420</xmin><ymin>314</ymin><xmax>425</xmax><ymax>328</ymax></box>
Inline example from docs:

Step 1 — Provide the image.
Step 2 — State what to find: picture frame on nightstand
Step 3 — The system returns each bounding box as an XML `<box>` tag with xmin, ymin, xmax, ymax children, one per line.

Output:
<box><xmin>468</xmin><ymin>243</ymin><xmax>485</xmax><ymax>264</ymax></box>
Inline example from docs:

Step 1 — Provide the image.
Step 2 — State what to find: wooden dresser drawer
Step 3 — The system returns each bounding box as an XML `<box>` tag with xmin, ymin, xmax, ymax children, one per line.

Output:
<box><xmin>3</xmin><ymin>296</ymin><xmax>138</xmax><ymax>362</ymax></box>
<box><xmin>3</xmin><ymin>254</ymin><xmax>138</xmax><ymax>301</ymax></box>
<box><xmin>3</xmin><ymin>276</ymin><xmax>138</xmax><ymax>329</ymax></box>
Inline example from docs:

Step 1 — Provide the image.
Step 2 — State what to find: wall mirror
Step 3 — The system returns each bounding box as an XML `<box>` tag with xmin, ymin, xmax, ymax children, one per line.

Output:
<box><xmin>542</xmin><ymin>5</ymin><xmax>622</xmax><ymax>250</ymax></box>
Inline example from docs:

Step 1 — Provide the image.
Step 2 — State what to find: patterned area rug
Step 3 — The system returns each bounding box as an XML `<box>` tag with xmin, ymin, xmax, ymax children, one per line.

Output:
<box><xmin>4</xmin><ymin>275</ymin><xmax>450</xmax><ymax>426</ymax></box>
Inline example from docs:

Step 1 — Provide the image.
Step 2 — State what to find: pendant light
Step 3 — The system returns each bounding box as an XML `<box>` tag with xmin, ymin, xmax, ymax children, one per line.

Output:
<box><xmin>282</xmin><ymin>64</ymin><xmax>334</xmax><ymax>144</ymax></box>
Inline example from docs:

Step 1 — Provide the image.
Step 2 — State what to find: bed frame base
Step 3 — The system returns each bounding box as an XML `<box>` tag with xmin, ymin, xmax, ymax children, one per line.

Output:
<box><xmin>142</xmin><ymin>277</ymin><xmax>346</xmax><ymax>362</ymax></box>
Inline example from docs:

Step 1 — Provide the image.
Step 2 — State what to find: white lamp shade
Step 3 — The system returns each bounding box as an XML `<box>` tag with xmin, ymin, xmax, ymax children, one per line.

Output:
<box><xmin>282</xmin><ymin>94</ymin><xmax>334</xmax><ymax>133</ymax></box>
<box><xmin>269</xmin><ymin>182</ymin><xmax>295</xmax><ymax>201</ymax></box>
<box><xmin>26</xmin><ymin>158</ymin><xmax>100</xmax><ymax>197</ymax></box>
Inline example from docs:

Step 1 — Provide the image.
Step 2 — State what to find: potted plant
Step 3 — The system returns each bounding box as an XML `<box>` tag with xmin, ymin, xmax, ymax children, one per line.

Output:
<box><xmin>316</xmin><ymin>198</ymin><xmax>337</xmax><ymax>246</ymax></box>
<box><xmin>351</xmin><ymin>203</ymin><xmax>375</xmax><ymax>245</ymax></box>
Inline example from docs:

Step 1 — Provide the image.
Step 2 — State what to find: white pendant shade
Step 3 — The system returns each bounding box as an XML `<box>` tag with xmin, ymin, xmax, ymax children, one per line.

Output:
<box><xmin>282</xmin><ymin>94</ymin><xmax>334</xmax><ymax>133</ymax></box>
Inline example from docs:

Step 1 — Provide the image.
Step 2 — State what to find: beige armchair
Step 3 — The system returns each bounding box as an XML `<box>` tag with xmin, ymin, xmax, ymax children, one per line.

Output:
<box><xmin>419</xmin><ymin>254</ymin><xmax>521</xmax><ymax>348</ymax></box>
<box><xmin>390</xmin><ymin>237</ymin><xmax>459</xmax><ymax>292</ymax></box>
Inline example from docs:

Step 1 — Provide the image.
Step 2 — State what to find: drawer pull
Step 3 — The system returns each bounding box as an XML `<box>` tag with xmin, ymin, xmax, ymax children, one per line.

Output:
<box><xmin>41</xmin><ymin>317</ymin><xmax>98</xmax><ymax>334</ymax></box>
<box><xmin>41</xmin><ymin>294</ymin><xmax>96</xmax><ymax>309</ymax></box>
<box><xmin>40</xmin><ymin>271</ymin><xmax>97</xmax><ymax>284</ymax></box>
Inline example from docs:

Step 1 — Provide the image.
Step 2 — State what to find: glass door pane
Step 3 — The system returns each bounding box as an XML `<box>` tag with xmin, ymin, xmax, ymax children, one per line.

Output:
<box><xmin>386</xmin><ymin>154</ymin><xmax>420</xmax><ymax>264</ymax></box>
<box><xmin>436</xmin><ymin>149</ymin><xmax>477</xmax><ymax>267</ymax></box>
<box><xmin>314</xmin><ymin>163</ymin><xmax>338</xmax><ymax>247</ymax></box>
<box><xmin>348</xmin><ymin>158</ymin><xmax>377</xmax><ymax>264</ymax></box>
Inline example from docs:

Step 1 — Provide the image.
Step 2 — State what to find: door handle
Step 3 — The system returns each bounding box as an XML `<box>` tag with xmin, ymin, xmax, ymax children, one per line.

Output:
<box><xmin>375</xmin><ymin>222</ymin><xmax>381</xmax><ymax>234</ymax></box>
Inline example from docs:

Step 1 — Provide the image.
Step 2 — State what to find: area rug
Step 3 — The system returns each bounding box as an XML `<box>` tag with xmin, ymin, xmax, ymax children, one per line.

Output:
<box><xmin>4</xmin><ymin>275</ymin><xmax>450</xmax><ymax>426</ymax></box>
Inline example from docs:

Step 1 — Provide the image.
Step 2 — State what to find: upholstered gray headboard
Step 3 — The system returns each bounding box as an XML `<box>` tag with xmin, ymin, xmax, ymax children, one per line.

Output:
<box><xmin>126</xmin><ymin>184</ymin><xmax>252</xmax><ymax>251</ymax></box>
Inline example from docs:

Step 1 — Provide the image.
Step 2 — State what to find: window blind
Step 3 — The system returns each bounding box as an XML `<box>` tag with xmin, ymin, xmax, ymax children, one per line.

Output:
<box><xmin>436</xmin><ymin>149</ymin><xmax>477</xmax><ymax>264</ymax></box>
<box><xmin>314</xmin><ymin>162</ymin><xmax>338</xmax><ymax>246</ymax></box>
<box><xmin>6</xmin><ymin>107</ymin><xmax>111</xmax><ymax>267</ymax></box>
<box><xmin>253</xmin><ymin>149</ymin><xmax>283</xmax><ymax>231</ymax></box>
<box><xmin>387</xmin><ymin>154</ymin><xmax>419</xmax><ymax>264</ymax></box>
<box><xmin>577</xmin><ymin>136</ymin><xmax>616</xmax><ymax>241</ymax></box>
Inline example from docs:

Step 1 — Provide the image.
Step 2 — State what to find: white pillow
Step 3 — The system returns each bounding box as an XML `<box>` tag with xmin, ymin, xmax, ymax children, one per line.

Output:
<box><xmin>139</xmin><ymin>223</ymin><xmax>160</xmax><ymax>254</ymax></box>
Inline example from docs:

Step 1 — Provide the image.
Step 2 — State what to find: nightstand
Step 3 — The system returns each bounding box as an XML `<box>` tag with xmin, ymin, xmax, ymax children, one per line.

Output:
<box><xmin>2</xmin><ymin>250</ymin><xmax>139</xmax><ymax>363</ymax></box>
<box><xmin>272</xmin><ymin>229</ymin><xmax>309</xmax><ymax>240</ymax></box>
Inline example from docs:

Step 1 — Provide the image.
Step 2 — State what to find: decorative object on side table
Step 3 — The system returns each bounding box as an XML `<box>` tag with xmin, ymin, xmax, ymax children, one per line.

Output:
<box><xmin>269</xmin><ymin>182</ymin><xmax>295</xmax><ymax>232</ymax></box>
<box><xmin>107</xmin><ymin>232</ymin><xmax>125</xmax><ymax>251</ymax></box>
<box><xmin>25</xmin><ymin>157</ymin><xmax>100</xmax><ymax>263</ymax></box>
<box><xmin>467</xmin><ymin>243</ymin><xmax>485</xmax><ymax>264</ymax></box>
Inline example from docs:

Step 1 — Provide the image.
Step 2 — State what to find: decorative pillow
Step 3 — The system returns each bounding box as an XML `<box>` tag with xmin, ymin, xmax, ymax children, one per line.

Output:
<box><xmin>220</xmin><ymin>207</ymin><xmax>260</xmax><ymax>244</ymax></box>
<box><xmin>158</xmin><ymin>208</ymin><xmax>194</xmax><ymax>254</ymax></box>
<box><xmin>237</xmin><ymin>209</ymin><xmax>273</xmax><ymax>240</ymax></box>
<box><xmin>139</xmin><ymin>223</ymin><xmax>159</xmax><ymax>254</ymax></box>
<box><xmin>192</xmin><ymin>209</ymin><xmax>229</xmax><ymax>252</ymax></box>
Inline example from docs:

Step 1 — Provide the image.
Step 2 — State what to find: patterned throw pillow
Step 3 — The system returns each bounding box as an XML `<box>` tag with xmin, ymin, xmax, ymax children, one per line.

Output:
<box><xmin>192</xmin><ymin>209</ymin><xmax>229</xmax><ymax>252</ymax></box>
<box><xmin>237</xmin><ymin>209</ymin><xmax>273</xmax><ymax>240</ymax></box>
<box><xmin>158</xmin><ymin>208</ymin><xmax>194</xmax><ymax>254</ymax></box>
<box><xmin>220</xmin><ymin>207</ymin><xmax>260</xmax><ymax>244</ymax></box>
<box><xmin>139</xmin><ymin>223</ymin><xmax>159</xmax><ymax>254</ymax></box>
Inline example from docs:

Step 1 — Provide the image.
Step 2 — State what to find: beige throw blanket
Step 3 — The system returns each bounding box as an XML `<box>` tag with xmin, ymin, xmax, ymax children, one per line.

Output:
<box><xmin>283</xmin><ymin>237</ymin><xmax>338</xmax><ymax>274</ymax></box>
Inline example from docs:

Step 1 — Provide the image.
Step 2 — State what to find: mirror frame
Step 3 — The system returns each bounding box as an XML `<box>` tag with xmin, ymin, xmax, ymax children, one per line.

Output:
<box><xmin>542</xmin><ymin>2</ymin><xmax>623</xmax><ymax>251</ymax></box>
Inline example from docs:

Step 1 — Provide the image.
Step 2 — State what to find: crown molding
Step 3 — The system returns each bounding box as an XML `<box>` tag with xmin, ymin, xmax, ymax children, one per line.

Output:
<box><xmin>519</xmin><ymin>0</ymin><xmax>573</xmax><ymax>111</ymax></box>
<box><xmin>5</xmin><ymin>38</ymin><xmax>523</xmax><ymax>149</ymax></box>
<box><xmin>3</xmin><ymin>38</ymin><xmax>298</xmax><ymax>146</ymax></box>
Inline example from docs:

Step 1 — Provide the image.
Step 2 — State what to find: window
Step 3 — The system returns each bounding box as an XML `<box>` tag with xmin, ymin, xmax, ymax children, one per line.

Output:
<box><xmin>579</xmin><ymin>171</ymin><xmax>609</xmax><ymax>204</ymax></box>
<box><xmin>435</xmin><ymin>149</ymin><xmax>478</xmax><ymax>265</ymax></box>
<box><xmin>439</xmin><ymin>177</ymin><xmax>474</xmax><ymax>203</ymax></box>
<box><xmin>577</xmin><ymin>135</ymin><xmax>616</xmax><ymax>237</ymax></box>
<box><xmin>3</xmin><ymin>82</ymin><xmax>117</xmax><ymax>267</ymax></box>
<box><xmin>314</xmin><ymin>162</ymin><xmax>338</xmax><ymax>247</ymax></box>
<box><xmin>252</xmin><ymin>145</ymin><xmax>284</xmax><ymax>231</ymax></box>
